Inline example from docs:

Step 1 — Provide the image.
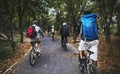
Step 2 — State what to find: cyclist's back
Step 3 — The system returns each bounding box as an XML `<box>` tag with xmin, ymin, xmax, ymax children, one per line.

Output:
<box><xmin>78</xmin><ymin>8</ymin><xmax>99</xmax><ymax>67</ymax></box>
<box><xmin>32</xmin><ymin>24</ymin><xmax>42</xmax><ymax>38</ymax></box>
<box><xmin>60</xmin><ymin>23</ymin><xmax>69</xmax><ymax>47</ymax></box>
<box><xmin>29</xmin><ymin>20</ymin><xmax>44</xmax><ymax>53</ymax></box>
<box><xmin>60</xmin><ymin>23</ymin><xmax>69</xmax><ymax>36</ymax></box>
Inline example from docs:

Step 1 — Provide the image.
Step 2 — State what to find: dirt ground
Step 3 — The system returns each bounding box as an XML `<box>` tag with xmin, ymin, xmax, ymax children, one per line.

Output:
<box><xmin>0</xmin><ymin>34</ymin><xmax>120</xmax><ymax>74</ymax></box>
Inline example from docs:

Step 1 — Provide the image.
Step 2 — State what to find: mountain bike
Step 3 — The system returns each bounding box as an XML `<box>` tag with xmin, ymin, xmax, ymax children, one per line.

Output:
<box><xmin>29</xmin><ymin>42</ymin><xmax>41</xmax><ymax>67</ymax></box>
<box><xmin>51</xmin><ymin>33</ymin><xmax>55</xmax><ymax>41</ymax></box>
<box><xmin>78</xmin><ymin>50</ymin><xmax>100</xmax><ymax>74</ymax></box>
<box><xmin>62</xmin><ymin>37</ymin><xmax>67</xmax><ymax>51</ymax></box>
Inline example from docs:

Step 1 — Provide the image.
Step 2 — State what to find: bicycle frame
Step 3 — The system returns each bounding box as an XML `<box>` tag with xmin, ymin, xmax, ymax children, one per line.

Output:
<box><xmin>51</xmin><ymin>33</ymin><xmax>54</xmax><ymax>40</ymax></box>
<box><xmin>29</xmin><ymin>42</ymin><xmax>40</xmax><ymax>67</ymax></box>
<box><xmin>85</xmin><ymin>50</ymin><xmax>93</xmax><ymax>74</ymax></box>
<box><xmin>62</xmin><ymin>37</ymin><xmax>67</xmax><ymax>51</ymax></box>
<box><xmin>79</xmin><ymin>49</ymin><xmax>99</xmax><ymax>74</ymax></box>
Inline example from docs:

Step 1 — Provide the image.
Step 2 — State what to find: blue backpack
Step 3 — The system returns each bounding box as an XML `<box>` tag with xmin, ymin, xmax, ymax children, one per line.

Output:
<box><xmin>80</xmin><ymin>14</ymin><xmax>98</xmax><ymax>41</ymax></box>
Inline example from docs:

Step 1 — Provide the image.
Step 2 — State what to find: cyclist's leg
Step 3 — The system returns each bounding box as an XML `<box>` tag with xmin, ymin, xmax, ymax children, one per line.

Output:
<box><xmin>78</xmin><ymin>40</ymin><xmax>87</xmax><ymax>64</ymax></box>
<box><xmin>78</xmin><ymin>40</ymin><xmax>87</xmax><ymax>58</ymax></box>
<box><xmin>29</xmin><ymin>38</ymin><xmax>35</xmax><ymax>48</ymax></box>
<box><xmin>35</xmin><ymin>38</ymin><xmax>41</xmax><ymax>53</ymax></box>
<box><xmin>37</xmin><ymin>42</ymin><xmax>41</xmax><ymax>49</ymax></box>
<box><xmin>89</xmin><ymin>40</ymin><xmax>99</xmax><ymax>66</ymax></box>
<box><xmin>65</xmin><ymin>35</ymin><xmax>68</xmax><ymax>43</ymax></box>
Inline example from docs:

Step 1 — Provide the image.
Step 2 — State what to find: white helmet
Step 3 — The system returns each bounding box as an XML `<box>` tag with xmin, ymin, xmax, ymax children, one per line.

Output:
<box><xmin>63</xmin><ymin>23</ymin><xmax>66</xmax><ymax>26</ymax></box>
<box><xmin>52</xmin><ymin>25</ymin><xmax>54</xmax><ymax>27</ymax></box>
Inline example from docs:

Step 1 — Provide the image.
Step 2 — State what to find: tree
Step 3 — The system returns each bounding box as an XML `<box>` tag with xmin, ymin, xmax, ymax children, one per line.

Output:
<box><xmin>14</xmin><ymin>0</ymin><xmax>32</xmax><ymax>43</ymax></box>
<box><xmin>0</xmin><ymin>0</ymin><xmax>16</xmax><ymax>50</ymax></box>
<box><xmin>95</xmin><ymin>0</ymin><xmax>118</xmax><ymax>55</ymax></box>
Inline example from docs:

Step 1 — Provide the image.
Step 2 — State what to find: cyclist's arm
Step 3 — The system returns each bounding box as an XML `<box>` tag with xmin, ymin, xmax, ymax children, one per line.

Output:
<box><xmin>38</xmin><ymin>30</ymin><xmax>44</xmax><ymax>38</ymax></box>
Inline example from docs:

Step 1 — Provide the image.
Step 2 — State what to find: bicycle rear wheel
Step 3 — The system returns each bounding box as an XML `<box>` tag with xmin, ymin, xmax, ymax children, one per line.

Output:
<box><xmin>52</xmin><ymin>35</ymin><xmax>54</xmax><ymax>40</ymax></box>
<box><xmin>89</xmin><ymin>64</ymin><xmax>100</xmax><ymax>74</ymax></box>
<box><xmin>29</xmin><ymin>48</ymin><xmax>36</xmax><ymax>67</ymax></box>
<box><xmin>63</xmin><ymin>38</ymin><xmax>67</xmax><ymax>51</ymax></box>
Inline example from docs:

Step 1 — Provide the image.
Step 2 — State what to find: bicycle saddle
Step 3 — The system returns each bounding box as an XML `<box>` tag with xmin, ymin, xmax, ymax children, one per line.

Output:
<box><xmin>87</xmin><ymin>50</ymin><xmax>94</xmax><ymax>55</ymax></box>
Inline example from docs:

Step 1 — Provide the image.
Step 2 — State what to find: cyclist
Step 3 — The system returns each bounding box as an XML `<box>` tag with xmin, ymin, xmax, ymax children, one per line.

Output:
<box><xmin>51</xmin><ymin>25</ymin><xmax>55</xmax><ymax>37</ymax></box>
<box><xmin>78</xmin><ymin>8</ymin><xmax>99</xmax><ymax>67</ymax></box>
<box><xmin>29</xmin><ymin>20</ymin><xmax>44</xmax><ymax>53</ymax></box>
<box><xmin>60</xmin><ymin>22</ymin><xmax>69</xmax><ymax>47</ymax></box>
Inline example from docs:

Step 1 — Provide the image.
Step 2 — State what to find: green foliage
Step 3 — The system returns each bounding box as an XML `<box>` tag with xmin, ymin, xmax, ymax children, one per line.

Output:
<box><xmin>14</xmin><ymin>35</ymin><xmax>20</xmax><ymax>43</ymax></box>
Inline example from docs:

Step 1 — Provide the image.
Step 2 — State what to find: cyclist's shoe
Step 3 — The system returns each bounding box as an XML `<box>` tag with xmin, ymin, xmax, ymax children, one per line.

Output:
<box><xmin>36</xmin><ymin>49</ymin><xmax>41</xmax><ymax>53</ymax></box>
<box><xmin>79</xmin><ymin>58</ymin><xmax>84</xmax><ymax>71</ymax></box>
<box><xmin>36</xmin><ymin>49</ymin><xmax>41</xmax><ymax>57</ymax></box>
<box><xmin>81</xmin><ymin>59</ymin><xmax>84</xmax><ymax>66</ymax></box>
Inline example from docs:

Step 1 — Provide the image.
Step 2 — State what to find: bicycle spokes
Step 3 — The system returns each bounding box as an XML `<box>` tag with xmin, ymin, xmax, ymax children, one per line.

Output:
<box><xmin>29</xmin><ymin>49</ymin><xmax>36</xmax><ymax>67</ymax></box>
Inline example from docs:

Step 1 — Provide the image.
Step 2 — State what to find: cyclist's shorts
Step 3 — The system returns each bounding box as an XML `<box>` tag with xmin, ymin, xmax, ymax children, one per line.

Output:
<box><xmin>78</xmin><ymin>39</ymin><xmax>99</xmax><ymax>61</ymax></box>
<box><xmin>51</xmin><ymin>32</ymin><xmax>55</xmax><ymax>35</ymax></box>
<box><xmin>30</xmin><ymin>38</ymin><xmax>41</xmax><ymax>43</ymax></box>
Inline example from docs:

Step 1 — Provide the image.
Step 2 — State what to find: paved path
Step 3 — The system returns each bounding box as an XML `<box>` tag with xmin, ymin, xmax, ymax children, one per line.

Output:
<box><xmin>4</xmin><ymin>35</ymin><xmax>81</xmax><ymax>74</ymax></box>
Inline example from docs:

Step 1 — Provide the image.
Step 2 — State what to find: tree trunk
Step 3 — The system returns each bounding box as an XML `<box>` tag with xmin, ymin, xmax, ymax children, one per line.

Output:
<box><xmin>104</xmin><ymin>19</ymin><xmax>113</xmax><ymax>56</ymax></box>
<box><xmin>117</xmin><ymin>12</ymin><xmax>120</xmax><ymax>36</ymax></box>
<box><xmin>19</xmin><ymin>15</ymin><xmax>23</xmax><ymax>43</ymax></box>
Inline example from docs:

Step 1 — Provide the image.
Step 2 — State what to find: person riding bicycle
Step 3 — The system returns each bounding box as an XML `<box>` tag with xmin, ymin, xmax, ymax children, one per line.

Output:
<box><xmin>60</xmin><ymin>22</ymin><xmax>69</xmax><ymax>47</ymax></box>
<box><xmin>78</xmin><ymin>8</ymin><xmax>99</xmax><ymax>67</ymax></box>
<box><xmin>51</xmin><ymin>25</ymin><xmax>55</xmax><ymax>36</ymax></box>
<box><xmin>47</xmin><ymin>25</ymin><xmax>51</xmax><ymax>36</ymax></box>
<box><xmin>28</xmin><ymin>20</ymin><xmax>44</xmax><ymax>53</ymax></box>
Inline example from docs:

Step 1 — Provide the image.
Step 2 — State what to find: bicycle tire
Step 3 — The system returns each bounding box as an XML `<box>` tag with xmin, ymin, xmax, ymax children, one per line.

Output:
<box><xmin>29</xmin><ymin>48</ymin><xmax>36</xmax><ymax>67</ymax></box>
<box><xmin>63</xmin><ymin>38</ymin><xmax>67</xmax><ymax>51</ymax></box>
<box><xmin>78</xmin><ymin>54</ymin><xmax>82</xmax><ymax>71</ymax></box>
<box><xmin>89</xmin><ymin>64</ymin><xmax>100</xmax><ymax>74</ymax></box>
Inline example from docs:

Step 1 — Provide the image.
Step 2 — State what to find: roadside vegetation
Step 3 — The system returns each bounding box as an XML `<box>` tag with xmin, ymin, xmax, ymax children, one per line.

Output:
<box><xmin>0</xmin><ymin>0</ymin><xmax>119</xmax><ymax>74</ymax></box>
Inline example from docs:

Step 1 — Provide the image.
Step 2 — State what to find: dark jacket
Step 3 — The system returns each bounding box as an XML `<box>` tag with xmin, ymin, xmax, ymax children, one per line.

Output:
<box><xmin>60</xmin><ymin>25</ymin><xmax>69</xmax><ymax>36</ymax></box>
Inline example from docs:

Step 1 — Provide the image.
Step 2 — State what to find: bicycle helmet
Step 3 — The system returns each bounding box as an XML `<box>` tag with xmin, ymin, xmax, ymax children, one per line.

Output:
<box><xmin>63</xmin><ymin>23</ymin><xmax>66</xmax><ymax>26</ymax></box>
<box><xmin>83</xmin><ymin>8</ymin><xmax>92</xmax><ymax>14</ymax></box>
<box><xmin>33</xmin><ymin>20</ymin><xmax>37</xmax><ymax>25</ymax></box>
<box><xmin>52</xmin><ymin>25</ymin><xmax>54</xmax><ymax>27</ymax></box>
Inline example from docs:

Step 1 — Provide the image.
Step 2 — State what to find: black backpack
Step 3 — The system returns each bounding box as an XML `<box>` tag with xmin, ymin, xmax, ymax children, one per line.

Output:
<box><xmin>62</xmin><ymin>25</ymin><xmax>69</xmax><ymax>35</ymax></box>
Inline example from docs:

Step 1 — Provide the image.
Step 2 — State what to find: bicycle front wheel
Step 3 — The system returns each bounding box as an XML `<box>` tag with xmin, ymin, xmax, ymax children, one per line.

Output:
<box><xmin>29</xmin><ymin>48</ymin><xmax>36</xmax><ymax>67</ymax></box>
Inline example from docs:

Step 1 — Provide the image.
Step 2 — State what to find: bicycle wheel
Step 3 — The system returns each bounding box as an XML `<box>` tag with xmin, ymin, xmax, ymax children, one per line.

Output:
<box><xmin>29</xmin><ymin>48</ymin><xmax>36</xmax><ymax>66</ymax></box>
<box><xmin>89</xmin><ymin>64</ymin><xmax>100</xmax><ymax>74</ymax></box>
<box><xmin>63</xmin><ymin>38</ymin><xmax>67</xmax><ymax>51</ymax></box>
<box><xmin>52</xmin><ymin>35</ymin><xmax>54</xmax><ymax>40</ymax></box>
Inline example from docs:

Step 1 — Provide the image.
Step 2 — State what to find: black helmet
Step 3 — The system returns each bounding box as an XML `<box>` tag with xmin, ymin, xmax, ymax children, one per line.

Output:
<box><xmin>83</xmin><ymin>8</ymin><xmax>92</xmax><ymax>14</ymax></box>
<box><xmin>33</xmin><ymin>20</ymin><xmax>37</xmax><ymax>24</ymax></box>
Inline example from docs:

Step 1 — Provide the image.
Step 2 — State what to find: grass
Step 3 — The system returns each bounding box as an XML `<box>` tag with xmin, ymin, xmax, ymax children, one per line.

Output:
<box><xmin>0</xmin><ymin>35</ymin><xmax>20</xmax><ymax>60</ymax></box>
